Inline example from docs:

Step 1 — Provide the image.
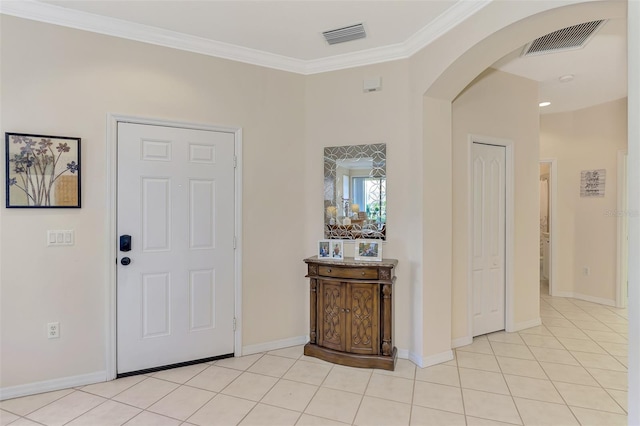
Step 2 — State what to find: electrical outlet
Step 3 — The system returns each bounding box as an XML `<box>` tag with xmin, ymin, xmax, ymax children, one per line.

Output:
<box><xmin>47</xmin><ymin>322</ymin><xmax>60</xmax><ymax>339</ymax></box>
<box><xmin>583</xmin><ymin>267</ymin><xmax>590</xmax><ymax>276</ymax></box>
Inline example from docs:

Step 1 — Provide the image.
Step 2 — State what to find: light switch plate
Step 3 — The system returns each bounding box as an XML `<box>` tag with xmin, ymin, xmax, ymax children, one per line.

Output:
<box><xmin>47</xmin><ymin>230</ymin><xmax>74</xmax><ymax>246</ymax></box>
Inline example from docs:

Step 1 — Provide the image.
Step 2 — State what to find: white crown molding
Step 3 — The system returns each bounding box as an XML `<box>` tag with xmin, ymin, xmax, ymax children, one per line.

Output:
<box><xmin>0</xmin><ymin>0</ymin><xmax>491</xmax><ymax>75</ymax></box>
<box><xmin>403</xmin><ymin>0</ymin><xmax>492</xmax><ymax>57</ymax></box>
<box><xmin>0</xmin><ymin>0</ymin><xmax>308</xmax><ymax>74</ymax></box>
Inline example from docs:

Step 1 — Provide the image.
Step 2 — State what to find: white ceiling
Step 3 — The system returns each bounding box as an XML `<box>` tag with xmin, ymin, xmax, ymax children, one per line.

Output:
<box><xmin>0</xmin><ymin>0</ymin><xmax>628</xmax><ymax>114</ymax></box>
<box><xmin>42</xmin><ymin>0</ymin><xmax>457</xmax><ymax>61</ymax></box>
<box><xmin>493</xmin><ymin>17</ymin><xmax>627</xmax><ymax>114</ymax></box>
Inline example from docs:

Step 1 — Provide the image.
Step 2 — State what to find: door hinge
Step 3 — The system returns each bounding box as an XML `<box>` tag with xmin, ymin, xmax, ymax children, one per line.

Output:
<box><xmin>233</xmin><ymin>318</ymin><xmax>237</xmax><ymax>331</ymax></box>
<box><xmin>233</xmin><ymin>236</ymin><xmax>237</xmax><ymax>249</ymax></box>
<box><xmin>233</xmin><ymin>156</ymin><xmax>237</xmax><ymax>168</ymax></box>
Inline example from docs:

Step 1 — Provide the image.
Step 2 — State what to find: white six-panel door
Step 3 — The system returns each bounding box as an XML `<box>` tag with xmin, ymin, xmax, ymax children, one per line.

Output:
<box><xmin>471</xmin><ymin>142</ymin><xmax>506</xmax><ymax>336</ymax></box>
<box><xmin>117</xmin><ymin>122</ymin><xmax>235</xmax><ymax>374</ymax></box>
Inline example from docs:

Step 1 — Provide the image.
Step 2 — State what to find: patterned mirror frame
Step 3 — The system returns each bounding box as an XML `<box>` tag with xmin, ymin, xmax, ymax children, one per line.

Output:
<box><xmin>324</xmin><ymin>143</ymin><xmax>386</xmax><ymax>240</ymax></box>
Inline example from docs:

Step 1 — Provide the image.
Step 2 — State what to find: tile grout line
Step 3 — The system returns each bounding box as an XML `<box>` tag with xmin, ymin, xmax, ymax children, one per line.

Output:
<box><xmin>258</xmin><ymin>351</ymin><xmax>316</xmax><ymax>425</ymax></box>
<box><xmin>231</xmin><ymin>351</ymin><xmax>302</xmax><ymax>425</ymax></box>
<box><xmin>145</xmin><ymin>367</ymin><xmax>222</xmax><ymax>424</ymax></box>
<box><xmin>151</xmin><ymin>352</ymin><xmax>267</xmax><ymax>425</ymax></box>
<box><xmin>0</xmin><ymin>388</ymin><xmax>74</xmax><ymax>420</ymax></box>
<box><xmin>544</xmin><ymin>294</ymin><xmax>628</xmax><ymax>417</ymax></box>
<box><xmin>348</xmin><ymin>366</ymin><xmax>371</xmax><ymax>425</ymax></box>
<box><xmin>518</xmin><ymin>324</ymin><xmax>583</xmax><ymax>425</ymax></box>
<box><xmin>452</xmin><ymin>348</ymin><xmax>469</xmax><ymax>426</ymax></box>
<box><xmin>487</xmin><ymin>338</ymin><xmax>525</xmax><ymax>426</ymax></box>
<box><xmin>144</xmin><ymin>364</ymin><xmax>218</xmax><ymax>422</ymax></box>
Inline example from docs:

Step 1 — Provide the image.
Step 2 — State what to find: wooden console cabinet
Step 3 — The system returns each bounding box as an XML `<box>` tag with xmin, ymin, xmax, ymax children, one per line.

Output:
<box><xmin>304</xmin><ymin>256</ymin><xmax>398</xmax><ymax>370</ymax></box>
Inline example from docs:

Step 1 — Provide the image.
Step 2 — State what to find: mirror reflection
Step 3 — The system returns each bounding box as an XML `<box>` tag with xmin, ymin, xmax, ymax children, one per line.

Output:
<box><xmin>324</xmin><ymin>143</ymin><xmax>386</xmax><ymax>240</ymax></box>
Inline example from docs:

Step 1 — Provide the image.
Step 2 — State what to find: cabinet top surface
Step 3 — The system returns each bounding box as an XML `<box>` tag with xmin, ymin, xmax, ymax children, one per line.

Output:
<box><xmin>304</xmin><ymin>256</ymin><xmax>398</xmax><ymax>268</ymax></box>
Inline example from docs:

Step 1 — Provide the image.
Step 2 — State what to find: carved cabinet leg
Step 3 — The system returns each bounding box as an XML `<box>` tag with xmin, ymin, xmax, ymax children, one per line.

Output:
<box><xmin>381</xmin><ymin>283</ymin><xmax>392</xmax><ymax>356</ymax></box>
<box><xmin>310</xmin><ymin>279</ymin><xmax>317</xmax><ymax>344</ymax></box>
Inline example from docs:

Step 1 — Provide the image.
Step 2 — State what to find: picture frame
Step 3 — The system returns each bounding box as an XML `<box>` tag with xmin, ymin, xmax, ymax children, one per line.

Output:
<box><xmin>580</xmin><ymin>169</ymin><xmax>606</xmax><ymax>197</ymax></box>
<box><xmin>5</xmin><ymin>132</ymin><xmax>81</xmax><ymax>208</ymax></box>
<box><xmin>354</xmin><ymin>239</ymin><xmax>382</xmax><ymax>261</ymax></box>
<box><xmin>318</xmin><ymin>240</ymin><xmax>331</xmax><ymax>258</ymax></box>
<box><xmin>330</xmin><ymin>240</ymin><xmax>344</xmax><ymax>260</ymax></box>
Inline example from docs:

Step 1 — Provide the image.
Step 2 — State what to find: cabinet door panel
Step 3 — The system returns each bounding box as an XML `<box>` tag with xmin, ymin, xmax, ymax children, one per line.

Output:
<box><xmin>346</xmin><ymin>283</ymin><xmax>379</xmax><ymax>355</ymax></box>
<box><xmin>318</xmin><ymin>280</ymin><xmax>345</xmax><ymax>351</ymax></box>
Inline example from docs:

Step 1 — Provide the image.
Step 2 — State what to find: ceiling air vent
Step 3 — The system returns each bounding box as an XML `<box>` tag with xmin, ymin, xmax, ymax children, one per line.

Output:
<box><xmin>522</xmin><ymin>20</ymin><xmax>606</xmax><ymax>56</ymax></box>
<box><xmin>322</xmin><ymin>23</ymin><xmax>366</xmax><ymax>45</ymax></box>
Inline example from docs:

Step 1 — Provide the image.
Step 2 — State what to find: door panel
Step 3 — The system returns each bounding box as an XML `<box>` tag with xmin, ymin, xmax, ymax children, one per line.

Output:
<box><xmin>190</xmin><ymin>180</ymin><xmax>216</xmax><ymax>249</ymax></box>
<box><xmin>189</xmin><ymin>269</ymin><xmax>215</xmax><ymax>331</ymax></box>
<box><xmin>142</xmin><ymin>273</ymin><xmax>171</xmax><ymax>338</ymax></box>
<box><xmin>318</xmin><ymin>280</ymin><xmax>345</xmax><ymax>352</ymax></box>
<box><xmin>142</xmin><ymin>178</ymin><xmax>171</xmax><ymax>251</ymax></box>
<box><xmin>471</xmin><ymin>142</ymin><xmax>506</xmax><ymax>336</ymax></box>
<box><xmin>117</xmin><ymin>122</ymin><xmax>235</xmax><ymax>374</ymax></box>
<box><xmin>346</xmin><ymin>283</ymin><xmax>379</xmax><ymax>355</ymax></box>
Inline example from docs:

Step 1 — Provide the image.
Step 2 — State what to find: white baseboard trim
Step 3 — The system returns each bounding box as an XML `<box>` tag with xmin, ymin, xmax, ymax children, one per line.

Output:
<box><xmin>509</xmin><ymin>317</ymin><xmax>542</xmax><ymax>332</ymax></box>
<box><xmin>0</xmin><ymin>371</ymin><xmax>107</xmax><ymax>401</ymax></box>
<box><xmin>552</xmin><ymin>291</ymin><xmax>616</xmax><ymax>307</ymax></box>
<box><xmin>451</xmin><ymin>336</ymin><xmax>473</xmax><ymax>348</ymax></box>
<box><xmin>242</xmin><ymin>335</ymin><xmax>308</xmax><ymax>356</ymax></box>
<box><xmin>396</xmin><ymin>348</ymin><xmax>409</xmax><ymax>360</ymax></box>
<box><xmin>418</xmin><ymin>350</ymin><xmax>454</xmax><ymax>368</ymax></box>
<box><xmin>407</xmin><ymin>351</ymin><xmax>424</xmax><ymax>368</ymax></box>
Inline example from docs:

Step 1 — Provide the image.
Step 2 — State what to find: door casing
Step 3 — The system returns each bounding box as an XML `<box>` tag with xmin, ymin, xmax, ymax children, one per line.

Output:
<box><xmin>616</xmin><ymin>150</ymin><xmax>628</xmax><ymax>308</ymax></box>
<box><xmin>467</xmin><ymin>135</ymin><xmax>515</xmax><ymax>339</ymax></box>
<box><xmin>105</xmin><ymin>114</ymin><xmax>243</xmax><ymax>380</ymax></box>
<box><xmin>539</xmin><ymin>158</ymin><xmax>557</xmax><ymax>298</ymax></box>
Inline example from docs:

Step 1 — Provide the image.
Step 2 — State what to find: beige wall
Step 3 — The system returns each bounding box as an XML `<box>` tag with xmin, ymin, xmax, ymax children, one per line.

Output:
<box><xmin>421</xmin><ymin>97</ymin><xmax>452</xmax><ymax>359</ymax></box>
<box><xmin>304</xmin><ymin>60</ymin><xmax>417</xmax><ymax>357</ymax></box>
<box><xmin>540</xmin><ymin>98</ymin><xmax>628</xmax><ymax>303</ymax></box>
<box><xmin>0</xmin><ymin>16</ymin><xmax>306</xmax><ymax>388</ymax></box>
<box><xmin>451</xmin><ymin>69</ymin><xmax>541</xmax><ymax>341</ymax></box>
<box><xmin>1</xmin><ymin>0</ymin><xmax>632</xmax><ymax>394</ymax></box>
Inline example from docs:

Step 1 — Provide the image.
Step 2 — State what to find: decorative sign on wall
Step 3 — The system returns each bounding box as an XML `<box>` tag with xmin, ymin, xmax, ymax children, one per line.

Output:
<box><xmin>580</xmin><ymin>169</ymin><xmax>606</xmax><ymax>198</ymax></box>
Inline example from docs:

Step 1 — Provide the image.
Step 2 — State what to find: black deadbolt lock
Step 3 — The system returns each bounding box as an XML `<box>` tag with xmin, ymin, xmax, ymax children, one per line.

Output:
<box><xmin>120</xmin><ymin>235</ymin><xmax>132</xmax><ymax>252</ymax></box>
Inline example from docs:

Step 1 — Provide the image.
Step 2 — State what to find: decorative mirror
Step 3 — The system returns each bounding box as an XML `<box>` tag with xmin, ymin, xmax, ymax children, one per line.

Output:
<box><xmin>324</xmin><ymin>143</ymin><xmax>386</xmax><ymax>240</ymax></box>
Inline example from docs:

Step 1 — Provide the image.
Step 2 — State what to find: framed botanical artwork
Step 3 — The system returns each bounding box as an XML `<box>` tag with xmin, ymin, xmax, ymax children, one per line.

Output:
<box><xmin>354</xmin><ymin>239</ymin><xmax>382</xmax><ymax>261</ymax></box>
<box><xmin>318</xmin><ymin>240</ymin><xmax>331</xmax><ymax>258</ymax></box>
<box><xmin>330</xmin><ymin>240</ymin><xmax>344</xmax><ymax>260</ymax></box>
<box><xmin>5</xmin><ymin>133</ymin><xmax>81</xmax><ymax>208</ymax></box>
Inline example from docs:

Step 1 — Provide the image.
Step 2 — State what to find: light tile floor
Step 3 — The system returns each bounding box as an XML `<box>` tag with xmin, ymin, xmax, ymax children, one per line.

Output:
<box><xmin>1</xmin><ymin>291</ymin><xmax>628</xmax><ymax>425</ymax></box>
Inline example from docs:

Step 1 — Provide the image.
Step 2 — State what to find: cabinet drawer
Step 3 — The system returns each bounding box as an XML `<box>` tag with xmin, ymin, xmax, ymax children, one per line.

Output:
<box><xmin>318</xmin><ymin>265</ymin><xmax>378</xmax><ymax>280</ymax></box>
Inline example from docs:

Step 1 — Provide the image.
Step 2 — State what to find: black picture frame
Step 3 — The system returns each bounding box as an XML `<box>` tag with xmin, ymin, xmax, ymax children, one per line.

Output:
<box><xmin>5</xmin><ymin>132</ymin><xmax>81</xmax><ymax>208</ymax></box>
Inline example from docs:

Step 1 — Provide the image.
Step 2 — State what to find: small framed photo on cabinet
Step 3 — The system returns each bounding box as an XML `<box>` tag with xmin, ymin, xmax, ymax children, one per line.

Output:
<box><xmin>318</xmin><ymin>240</ymin><xmax>331</xmax><ymax>258</ymax></box>
<box><xmin>330</xmin><ymin>240</ymin><xmax>344</xmax><ymax>260</ymax></box>
<box><xmin>354</xmin><ymin>239</ymin><xmax>382</xmax><ymax>261</ymax></box>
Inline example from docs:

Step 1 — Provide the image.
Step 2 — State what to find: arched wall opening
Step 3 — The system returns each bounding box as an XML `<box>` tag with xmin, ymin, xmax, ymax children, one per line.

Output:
<box><xmin>415</xmin><ymin>0</ymin><xmax>627</xmax><ymax>358</ymax></box>
<box><xmin>415</xmin><ymin>0</ymin><xmax>637</xmax><ymax>422</ymax></box>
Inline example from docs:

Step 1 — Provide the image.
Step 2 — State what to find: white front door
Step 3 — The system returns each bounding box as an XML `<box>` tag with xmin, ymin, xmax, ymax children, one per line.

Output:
<box><xmin>117</xmin><ymin>122</ymin><xmax>235</xmax><ymax>374</ymax></box>
<box><xmin>471</xmin><ymin>142</ymin><xmax>506</xmax><ymax>336</ymax></box>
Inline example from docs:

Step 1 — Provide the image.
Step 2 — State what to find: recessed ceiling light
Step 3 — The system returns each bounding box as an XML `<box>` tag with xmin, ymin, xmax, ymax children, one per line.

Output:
<box><xmin>559</xmin><ymin>74</ymin><xmax>574</xmax><ymax>83</ymax></box>
<box><xmin>539</xmin><ymin>101</ymin><xmax>551</xmax><ymax>107</ymax></box>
